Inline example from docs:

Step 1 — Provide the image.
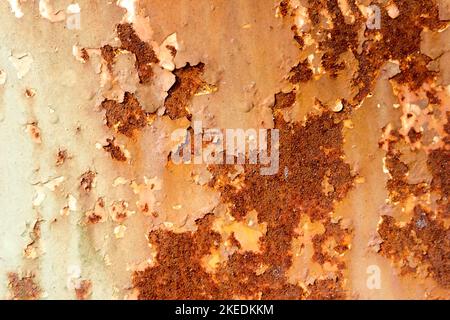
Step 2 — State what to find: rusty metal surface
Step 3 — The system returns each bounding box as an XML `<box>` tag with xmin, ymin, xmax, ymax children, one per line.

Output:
<box><xmin>0</xmin><ymin>0</ymin><xmax>449</xmax><ymax>300</ymax></box>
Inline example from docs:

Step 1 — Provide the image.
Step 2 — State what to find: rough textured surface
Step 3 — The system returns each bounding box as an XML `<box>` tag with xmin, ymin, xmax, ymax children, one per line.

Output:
<box><xmin>0</xmin><ymin>0</ymin><xmax>449</xmax><ymax>300</ymax></box>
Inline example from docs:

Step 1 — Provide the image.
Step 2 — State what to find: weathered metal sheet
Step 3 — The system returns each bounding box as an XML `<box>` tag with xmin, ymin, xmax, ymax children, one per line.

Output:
<box><xmin>0</xmin><ymin>0</ymin><xmax>448</xmax><ymax>300</ymax></box>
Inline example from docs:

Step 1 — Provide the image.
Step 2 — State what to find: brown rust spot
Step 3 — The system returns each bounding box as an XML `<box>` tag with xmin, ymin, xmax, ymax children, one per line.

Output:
<box><xmin>382</xmin><ymin>131</ymin><xmax>429</xmax><ymax>203</ymax></box>
<box><xmin>75</xmin><ymin>280</ymin><xmax>92</xmax><ymax>300</ymax></box>
<box><xmin>100</xmin><ymin>45</ymin><xmax>116</xmax><ymax>72</ymax></box>
<box><xmin>101</xmin><ymin>92</ymin><xmax>147</xmax><ymax>137</ymax></box>
<box><xmin>133</xmin><ymin>214</ymin><xmax>223</xmax><ymax>299</ymax></box>
<box><xmin>103</xmin><ymin>137</ymin><xmax>127</xmax><ymax>162</ymax></box>
<box><xmin>27</xmin><ymin>122</ymin><xmax>41</xmax><ymax>143</ymax></box>
<box><xmin>25</xmin><ymin>88</ymin><xmax>36</xmax><ymax>98</ymax></box>
<box><xmin>289</xmin><ymin>60</ymin><xmax>313</xmax><ymax>84</ymax></box>
<box><xmin>211</xmin><ymin>111</ymin><xmax>354</xmax><ymax>221</ymax></box>
<box><xmin>117</xmin><ymin>23</ymin><xmax>159</xmax><ymax>84</ymax></box>
<box><xmin>133</xmin><ymin>110</ymin><xmax>354</xmax><ymax>299</ymax></box>
<box><xmin>353</xmin><ymin>0</ymin><xmax>445</xmax><ymax>102</ymax></box>
<box><xmin>80</xmin><ymin>170</ymin><xmax>96</xmax><ymax>193</ymax></box>
<box><xmin>56</xmin><ymin>148</ymin><xmax>68</xmax><ymax>166</ymax></box>
<box><xmin>85</xmin><ymin>198</ymin><xmax>107</xmax><ymax>224</ymax></box>
<box><xmin>164</xmin><ymin>63</ymin><xmax>206</xmax><ymax>120</ymax></box>
<box><xmin>80</xmin><ymin>48</ymin><xmax>89</xmax><ymax>62</ymax></box>
<box><xmin>292</xmin><ymin>0</ymin><xmax>445</xmax><ymax>104</ymax></box>
<box><xmin>408</xmin><ymin>128</ymin><xmax>423</xmax><ymax>144</ymax></box>
<box><xmin>86</xmin><ymin>212</ymin><xmax>103</xmax><ymax>224</ymax></box>
<box><xmin>427</xmin><ymin>147</ymin><xmax>450</xmax><ymax>216</ymax></box>
<box><xmin>378</xmin><ymin>206</ymin><xmax>450</xmax><ymax>288</ymax></box>
<box><xmin>314</xmin><ymin>0</ymin><xmax>361</xmax><ymax>78</ymax></box>
<box><xmin>7</xmin><ymin>273</ymin><xmax>41</xmax><ymax>300</ymax></box>
<box><xmin>273</xmin><ymin>91</ymin><xmax>296</xmax><ymax>110</ymax></box>
<box><xmin>307</xmin><ymin>276</ymin><xmax>346</xmax><ymax>300</ymax></box>
<box><xmin>166</xmin><ymin>45</ymin><xmax>177</xmax><ymax>57</ymax></box>
<box><xmin>312</xmin><ymin>219</ymin><xmax>351</xmax><ymax>266</ymax></box>
<box><xmin>392</xmin><ymin>54</ymin><xmax>436</xmax><ymax>91</ymax></box>
<box><xmin>279</xmin><ymin>0</ymin><xmax>290</xmax><ymax>17</ymax></box>
<box><xmin>426</xmin><ymin>112</ymin><xmax>449</xmax><ymax>215</ymax></box>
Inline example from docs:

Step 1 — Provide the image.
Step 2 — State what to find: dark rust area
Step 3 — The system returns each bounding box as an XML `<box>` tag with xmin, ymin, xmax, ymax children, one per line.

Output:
<box><xmin>103</xmin><ymin>138</ymin><xmax>127</xmax><ymax>162</ymax></box>
<box><xmin>164</xmin><ymin>63</ymin><xmax>206</xmax><ymax>120</ymax></box>
<box><xmin>100</xmin><ymin>92</ymin><xmax>147</xmax><ymax>137</ymax></box>
<box><xmin>133</xmin><ymin>111</ymin><xmax>355</xmax><ymax>300</ymax></box>
<box><xmin>7</xmin><ymin>273</ymin><xmax>41</xmax><ymax>300</ymax></box>
<box><xmin>273</xmin><ymin>91</ymin><xmax>296</xmax><ymax>109</ymax></box>
<box><xmin>289</xmin><ymin>60</ymin><xmax>313</xmax><ymax>84</ymax></box>
<box><xmin>378</xmin><ymin>206</ymin><xmax>450</xmax><ymax>288</ymax></box>
<box><xmin>117</xmin><ymin>23</ymin><xmax>159</xmax><ymax>84</ymax></box>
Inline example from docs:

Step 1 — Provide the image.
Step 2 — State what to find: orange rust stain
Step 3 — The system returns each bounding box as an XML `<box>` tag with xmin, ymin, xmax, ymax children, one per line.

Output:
<box><xmin>7</xmin><ymin>273</ymin><xmax>41</xmax><ymax>300</ymax></box>
<box><xmin>80</xmin><ymin>170</ymin><xmax>96</xmax><ymax>193</ymax></box>
<box><xmin>100</xmin><ymin>44</ymin><xmax>116</xmax><ymax>72</ymax></box>
<box><xmin>289</xmin><ymin>60</ymin><xmax>313</xmax><ymax>84</ymax></box>
<box><xmin>117</xmin><ymin>23</ymin><xmax>159</xmax><ymax>84</ymax></box>
<box><xmin>273</xmin><ymin>91</ymin><xmax>296</xmax><ymax>110</ymax></box>
<box><xmin>75</xmin><ymin>280</ymin><xmax>92</xmax><ymax>300</ymax></box>
<box><xmin>132</xmin><ymin>110</ymin><xmax>355</xmax><ymax>299</ymax></box>
<box><xmin>164</xmin><ymin>63</ymin><xmax>206</xmax><ymax>120</ymax></box>
<box><xmin>101</xmin><ymin>92</ymin><xmax>147</xmax><ymax>137</ymax></box>
<box><xmin>288</xmin><ymin>0</ymin><xmax>445</xmax><ymax>104</ymax></box>
<box><xmin>378</xmin><ymin>206</ymin><xmax>450</xmax><ymax>289</ymax></box>
<box><xmin>56</xmin><ymin>148</ymin><xmax>68</xmax><ymax>166</ymax></box>
<box><xmin>103</xmin><ymin>137</ymin><xmax>127</xmax><ymax>162</ymax></box>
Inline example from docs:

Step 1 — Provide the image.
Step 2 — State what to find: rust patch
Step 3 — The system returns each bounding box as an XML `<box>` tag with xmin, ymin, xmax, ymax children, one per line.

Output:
<box><xmin>80</xmin><ymin>170</ymin><xmax>96</xmax><ymax>193</ymax></box>
<box><xmin>273</xmin><ymin>91</ymin><xmax>296</xmax><ymax>109</ymax></box>
<box><xmin>289</xmin><ymin>60</ymin><xmax>313</xmax><ymax>84</ymax></box>
<box><xmin>166</xmin><ymin>45</ymin><xmax>177</xmax><ymax>57</ymax></box>
<box><xmin>384</xmin><ymin>142</ymin><xmax>428</xmax><ymax>203</ymax></box>
<box><xmin>283</xmin><ymin>0</ymin><xmax>445</xmax><ymax>104</ymax></box>
<box><xmin>307</xmin><ymin>276</ymin><xmax>346</xmax><ymax>300</ymax></box>
<box><xmin>80</xmin><ymin>48</ymin><xmax>89</xmax><ymax>62</ymax></box>
<box><xmin>85</xmin><ymin>197</ymin><xmax>107</xmax><ymax>224</ymax></box>
<box><xmin>103</xmin><ymin>138</ymin><xmax>127</xmax><ymax>162</ymax></box>
<box><xmin>100</xmin><ymin>92</ymin><xmax>147</xmax><ymax>137</ymax></box>
<box><xmin>133</xmin><ymin>110</ymin><xmax>354</xmax><ymax>299</ymax></box>
<box><xmin>392</xmin><ymin>54</ymin><xmax>436</xmax><ymax>91</ymax></box>
<box><xmin>211</xmin><ymin>112</ymin><xmax>354</xmax><ymax>221</ymax></box>
<box><xmin>428</xmin><ymin>147</ymin><xmax>450</xmax><ymax>216</ymax></box>
<box><xmin>312</xmin><ymin>219</ymin><xmax>351</xmax><ymax>266</ymax></box>
<box><xmin>427</xmin><ymin>111</ymin><xmax>450</xmax><ymax>215</ymax></box>
<box><xmin>100</xmin><ymin>44</ymin><xmax>116</xmax><ymax>72</ymax></box>
<box><xmin>75</xmin><ymin>280</ymin><xmax>92</xmax><ymax>300</ymax></box>
<box><xmin>164</xmin><ymin>63</ymin><xmax>206</xmax><ymax>120</ymax></box>
<box><xmin>378</xmin><ymin>206</ymin><xmax>450</xmax><ymax>288</ymax></box>
<box><xmin>7</xmin><ymin>273</ymin><xmax>41</xmax><ymax>300</ymax></box>
<box><xmin>133</xmin><ymin>214</ymin><xmax>223</xmax><ymax>299</ymax></box>
<box><xmin>380</xmin><ymin>109</ymin><xmax>449</xmax><ymax>212</ymax></box>
<box><xmin>117</xmin><ymin>23</ymin><xmax>159</xmax><ymax>84</ymax></box>
<box><xmin>25</xmin><ymin>88</ymin><xmax>36</xmax><ymax>98</ymax></box>
<box><xmin>279</xmin><ymin>0</ymin><xmax>290</xmax><ymax>17</ymax></box>
<box><xmin>353</xmin><ymin>0</ymin><xmax>445</xmax><ymax>102</ymax></box>
<box><xmin>56</xmin><ymin>149</ymin><xmax>68</xmax><ymax>166</ymax></box>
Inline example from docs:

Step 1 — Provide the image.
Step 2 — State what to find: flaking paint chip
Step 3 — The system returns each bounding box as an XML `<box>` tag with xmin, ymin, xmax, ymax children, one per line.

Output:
<box><xmin>0</xmin><ymin>70</ymin><xmax>7</xmax><ymax>85</ymax></box>
<box><xmin>39</xmin><ymin>0</ymin><xmax>66</xmax><ymax>22</ymax></box>
<box><xmin>6</xmin><ymin>0</ymin><xmax>24</xmax><ymax>18</ymax></box>
<box><xmin>9</xmin><ymin>53</ymin><xmax>33</xmax><ymax>79</ymax></box>
<box><xmin>1</xmin><ymin>0</ymin><xmax>449</xmax><ymax>301</ymax></box>
<box><xmin>114</xmin><ymin>225</ymin><xmax>127</xmax><ymax>238</ymax></box>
